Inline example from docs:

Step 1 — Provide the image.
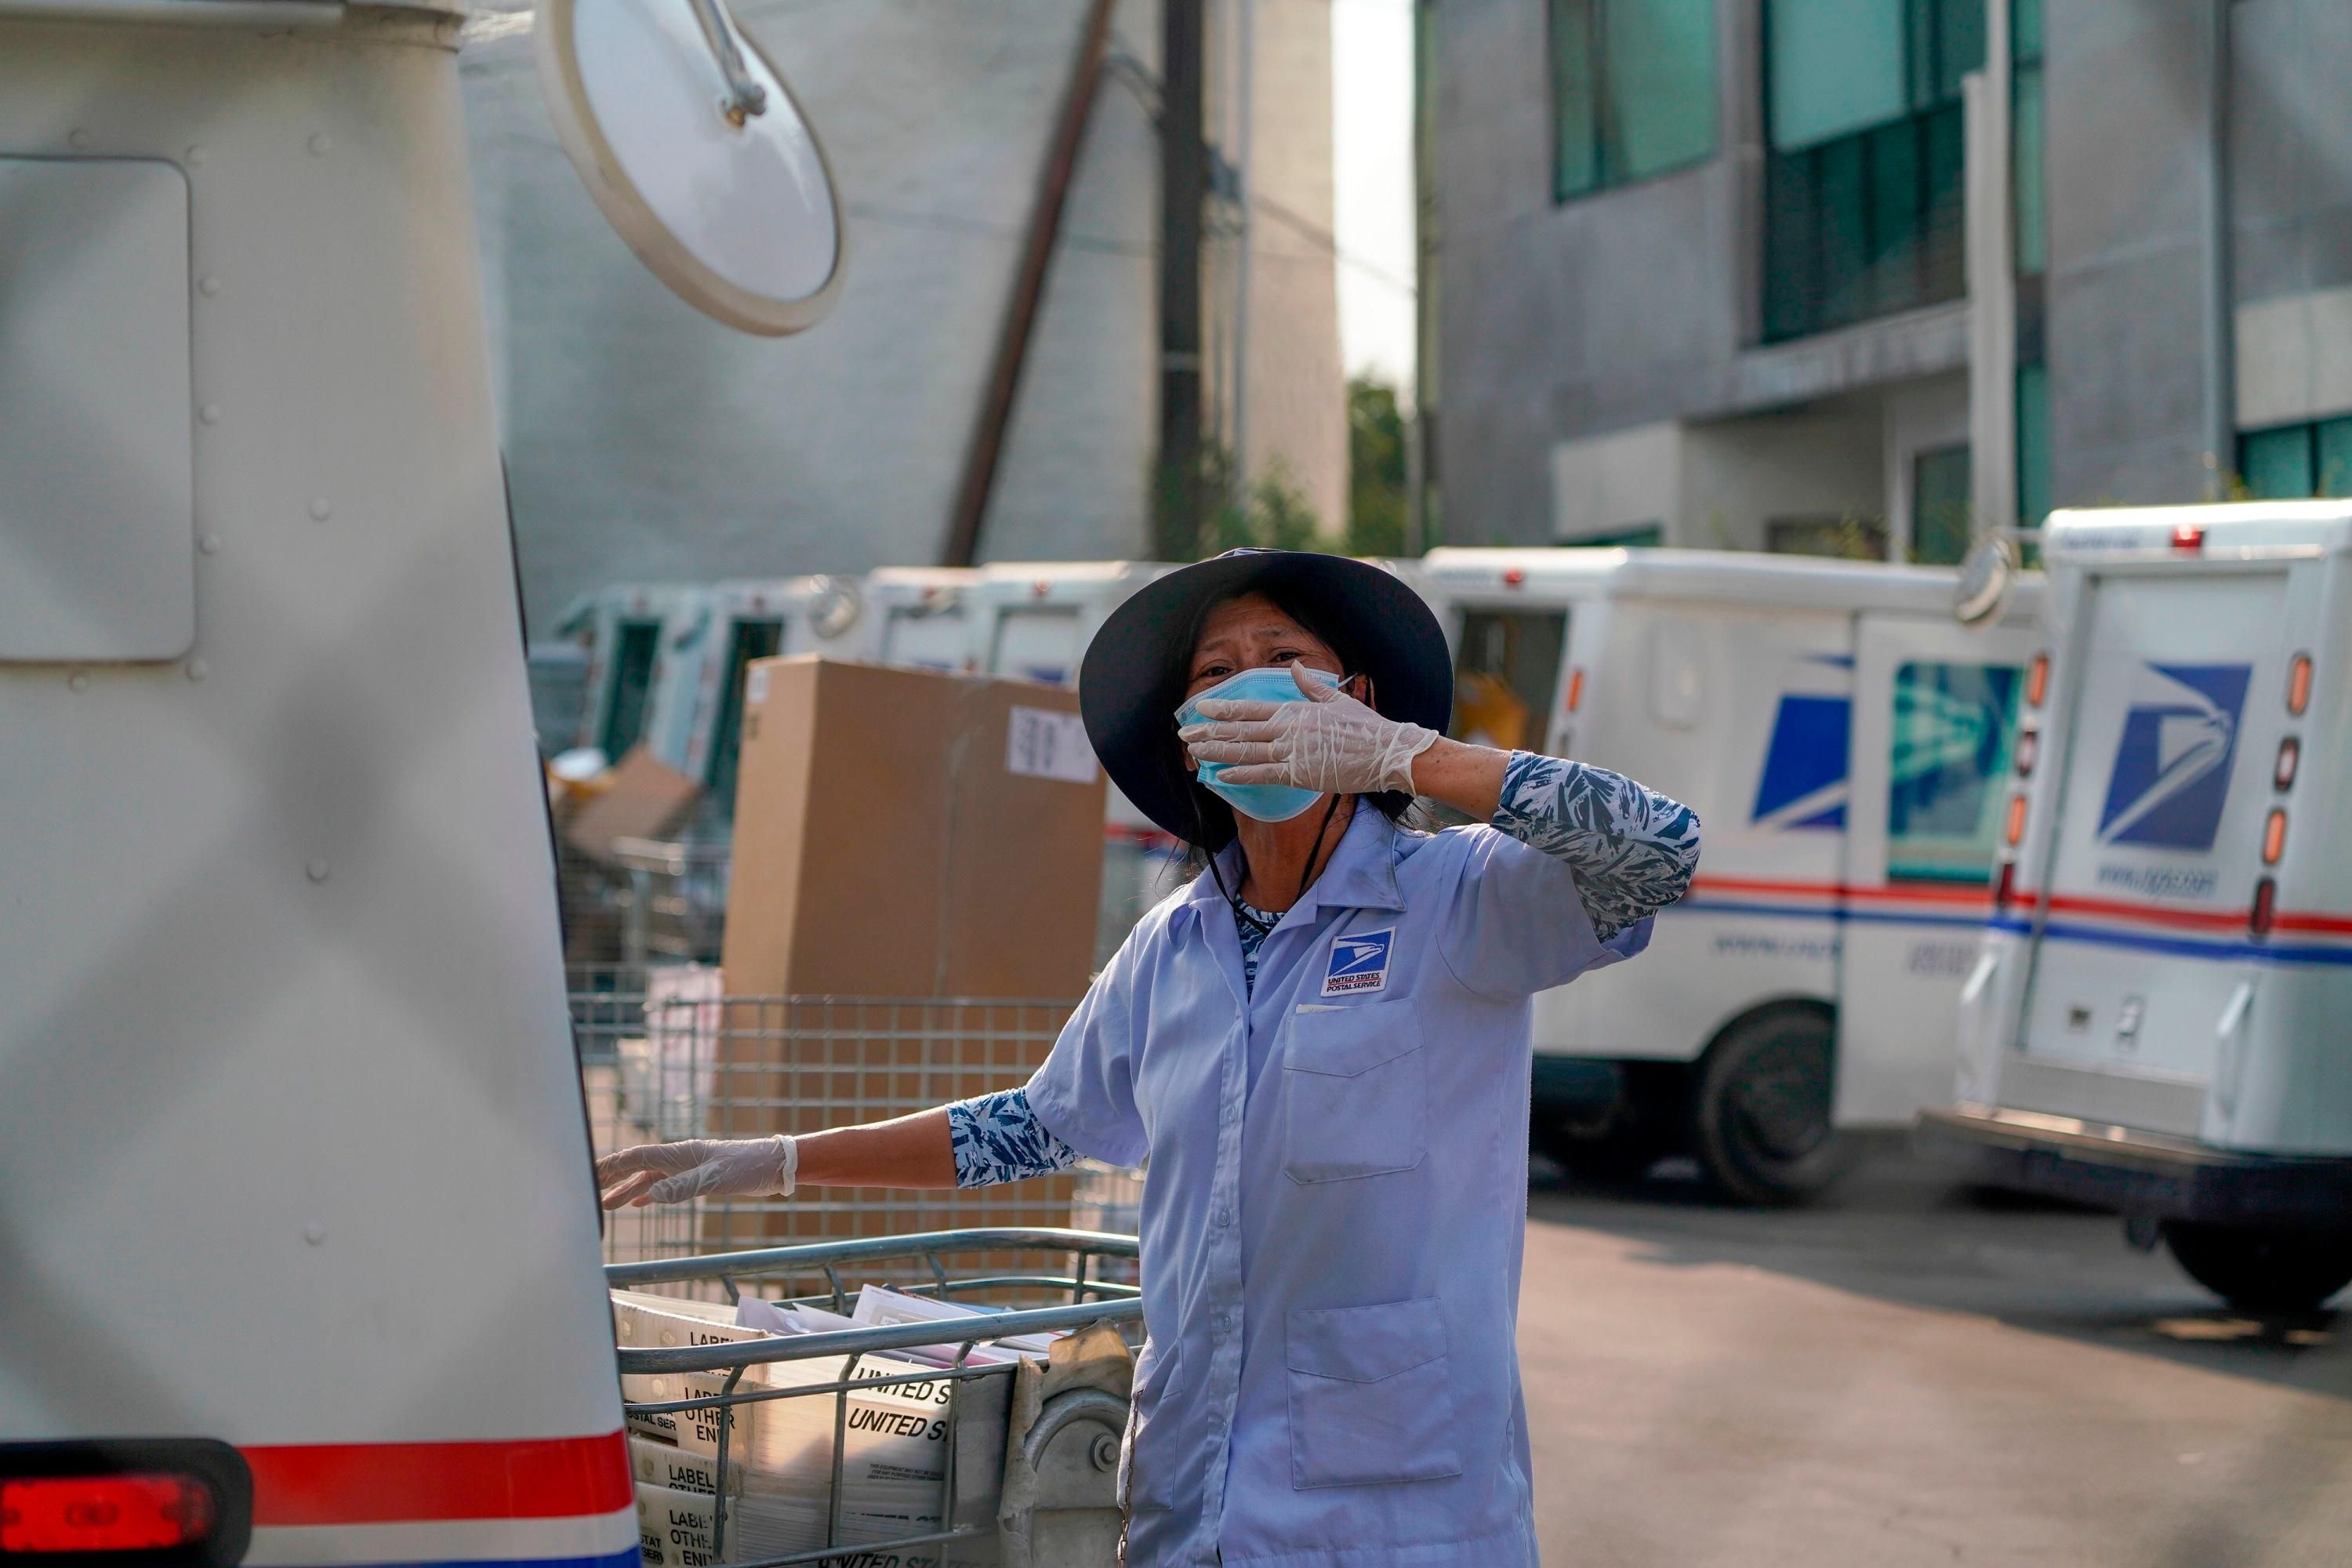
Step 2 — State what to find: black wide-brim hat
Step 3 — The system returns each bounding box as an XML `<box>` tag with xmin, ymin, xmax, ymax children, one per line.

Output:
<box><xmin>1079</xmin><ymin>550</ymin><xmax>1453</xmax><ymax>848</ymax></box>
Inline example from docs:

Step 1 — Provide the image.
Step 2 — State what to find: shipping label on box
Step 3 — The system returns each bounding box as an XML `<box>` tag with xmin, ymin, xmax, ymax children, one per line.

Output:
<box><xmin>1004</xmin><ymin>705</ymin><xmax>1096</xmax><ymax>784</ymax></box>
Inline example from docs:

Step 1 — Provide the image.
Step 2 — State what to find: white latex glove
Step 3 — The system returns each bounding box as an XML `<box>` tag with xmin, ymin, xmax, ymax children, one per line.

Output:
<box><xmin>1180</xmin><ymin>663</ymin><xmax>1439</xmax><ymax>796</ymax></box>
<box><xmin>596</xmin><ymin>1135</ymin><xmax>797</xmax><ymax>1209</ymax></box>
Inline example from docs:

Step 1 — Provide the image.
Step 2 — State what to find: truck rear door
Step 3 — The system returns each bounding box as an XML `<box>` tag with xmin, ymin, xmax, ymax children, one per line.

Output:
<box><xmin>1839</xmin><ymin>614</ymin><xmax>2031</xmax><ymax>1123</ymax></box>
<box><xmin>2015</xmin><ymin>568</ymin><xmax>2293</xmax><ymax>1114</ymax></box>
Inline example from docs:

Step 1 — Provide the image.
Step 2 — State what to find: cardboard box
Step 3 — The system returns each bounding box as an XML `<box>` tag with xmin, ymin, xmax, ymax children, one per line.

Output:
<box><xmin>564</xmin><ymin>744</ymin><xmax>701</xmax><ymax>862</ymax></box>
<box><xmin>709</xmin><ymin>657</ymin><xmax>1104</xmax><ymax>1251</ymax></box>
<box><xmin>719</xmin><ymin>658</ymin><xmax>1104</xmax><ymax>999</ymax></box>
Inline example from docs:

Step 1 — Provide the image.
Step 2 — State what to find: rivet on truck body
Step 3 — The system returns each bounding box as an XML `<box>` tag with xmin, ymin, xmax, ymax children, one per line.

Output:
<box><xmin>310</xmin><ymin>498</ymin><xmax>333</xmax><ymax>521</ymax></box>
<box><xmin>199</xmin><ymin>404</ymin><xmax>221</xmax><ymax>426</ymax></box>
<box><xmin>308</xmin><ymin>132</ymin><xmax>331</xmax><ymax>155</ymax></box>
<box><xmin>185</xmin><ymin>145</ymin><xmax>205</xmax><ymax>166</ymax></box>
<box><xmin>186</xmin><ymin>659</ymin><xmax>208</xmax><ymax>683</ymax></box>
<box><xmin>68</xmin><ymin>671</ymin><xmax>89</xmax><ymax>692</ymax></box>
<box><xmin>199</xmin><ymin>534</ymin><xmax>222</xmax><ymax>555</ymax></box>
<box><xmin>68</xmin><ymin>129</ymin><xmax>90</xmax><ymax>151</ymax></box>
<box><xmin>306</xmin><ymin>859</ymin><xmax>330</xmax><ymax>883</ymax></box>
<box><xmin>199</xmin><ymin>276</ymin><xmax>221</xmax><ymax>296</ymax></box>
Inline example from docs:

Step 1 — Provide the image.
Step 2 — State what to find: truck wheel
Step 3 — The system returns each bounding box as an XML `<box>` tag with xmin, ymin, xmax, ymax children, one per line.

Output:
<box><xmin>1693</xmin><ymin>1007</ymin><xmax>1845</xmax><ymax>1205</ymax></box>
<box><xmin>1536</xmin><ymin>1113</ymin><xmax>1671</xmax><ymax>1183</ymax></box>
<box><xmin>2162</xmin><ymin>1223</ymin><xmax>2352</xmax><ymax>1314</ymax></box>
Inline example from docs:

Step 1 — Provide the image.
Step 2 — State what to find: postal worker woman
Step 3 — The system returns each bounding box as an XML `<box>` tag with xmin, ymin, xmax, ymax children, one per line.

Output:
<box><xmin>597</xmin><ymin>550</ymin><xmax>1700</xmax><ymax>1567</ymax></box>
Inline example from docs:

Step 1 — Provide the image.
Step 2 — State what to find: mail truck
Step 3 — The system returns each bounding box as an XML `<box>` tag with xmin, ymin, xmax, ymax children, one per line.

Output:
<box><xmin>553</xmin><ymin>583</ymin><xmax>714</xmax><ymax>770</ymax></box>
<box><xmin>1922</xmin><ymin>506</ymin><xmax>2352</xmax><ymax>1310</ymax></box>
<box><xmin>1421</xmin><ymin>549</ymin><xmax>2044</xmax><ymax>1201</ymax></box>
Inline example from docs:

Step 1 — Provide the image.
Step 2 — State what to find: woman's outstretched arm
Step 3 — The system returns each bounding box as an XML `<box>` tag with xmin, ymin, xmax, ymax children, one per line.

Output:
<box><xmin>595</xmin><ymin>1089</ymin><xmax>1083</xmax><ymax>1207</ymax></box>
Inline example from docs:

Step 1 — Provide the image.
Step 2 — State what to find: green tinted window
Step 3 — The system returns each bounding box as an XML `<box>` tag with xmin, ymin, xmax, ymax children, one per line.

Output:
<box><xmin>2318</xmin><ymin>417</ymin><xmax>2352</xmax><ymax>498</ymax></box>
<box><xmin>1552</xmin><ymin>0</ymin><xmax>1602</xmax><ymax>198</ymax></box>
<box><xmin>2016</xmin><ymin>361</ymin><xmax>2051</xmax><ymax>526</ymax></box>
<box><xmin>1763</xmin><ymin>0</ymin><xmax>1981</xmax><ymax>339</ymax></box>
<box><xmin>1889</xmin><ymin>662</ymin><xmax>2020</xmax><ymax>883</ymax></box>
<box><xmin>1769</xmin><ymin>0</ymin><xmax>1907</xmax><ymax>151</ymax></box>
<box><xmin>1911</xmin><ymin>445</ymin><xmax>1972</xmax><ymax>565</ymax></box>
<box><xmin>600</xmin><ymin>619</ymin><xmax>661</xmax><ymax>760</ymax></box>
<box><xmin>2240</xmin><ymin>424</ymin><xmax>2315</xmax><ymax>499</ymax></box>
<box><xmin>1553</xmin><ymin>0</ymin><xmax>1717</xmax><ymax>201</ymax></box>
<box><xmin>2013</xmin><ymin>60</ymin><xmax>2045</xmax><ymax>275</ymax></box>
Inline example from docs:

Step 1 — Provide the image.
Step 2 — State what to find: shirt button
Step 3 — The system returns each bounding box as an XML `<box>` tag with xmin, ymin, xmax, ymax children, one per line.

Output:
<box><xmin>1214</xmin><ymin>1313</ymin><xmax>1232</xmax><ymax>1334</ymax></box>
<box><xmin>1214</xmin><ymin>1209</ymin><xmax>1231</xmax><ymax>1227</ymax></box>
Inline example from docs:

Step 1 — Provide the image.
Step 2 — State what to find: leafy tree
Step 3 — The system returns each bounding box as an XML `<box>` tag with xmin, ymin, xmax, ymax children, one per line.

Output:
<box><xmin>1345</xmin><ymin>377</ymin><xmax>1410</xmax><ymax>557</ymax></box>
<box><xmin>1160</xmin><ymin>441</ymin><xmax>1325</xmax><ymax>558</ymax></box>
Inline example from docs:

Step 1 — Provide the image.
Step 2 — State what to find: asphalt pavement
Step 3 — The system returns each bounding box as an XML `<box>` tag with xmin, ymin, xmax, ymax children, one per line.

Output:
<box><xmin>1516</xmin><ymin>1144</ymin><xmax>2352</xmax><ymax>1567</ymax></box>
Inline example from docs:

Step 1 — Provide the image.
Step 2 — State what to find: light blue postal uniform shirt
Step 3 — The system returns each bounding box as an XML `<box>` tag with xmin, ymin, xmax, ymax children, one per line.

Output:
<box><xmin>1025</xmin><ymin>807</ymin><xmax>1649</xmax><ymax>1568</ymax></box>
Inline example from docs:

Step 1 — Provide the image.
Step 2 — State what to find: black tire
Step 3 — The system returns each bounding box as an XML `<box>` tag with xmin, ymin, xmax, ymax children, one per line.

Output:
<box><xmin>2162</xmin><ymin>1223</ymin><xmax>2352</xmax><ymax>1313</ymax></box>
<box><xmin>1535</xmin><ymin>1111</ymin><xmax>1672</xmax><ymax>1182</ymax></box>
<box><xmin>1693</xmin><ymin>1007</ymin><xmax>1848</xmax><ymax>1205</ymax></box>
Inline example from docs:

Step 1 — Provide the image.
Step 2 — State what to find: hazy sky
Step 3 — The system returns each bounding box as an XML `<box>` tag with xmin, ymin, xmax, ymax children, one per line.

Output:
<box><xmin>1330</xmin><ymin>0</ymin><xmax>1417</xmax><ymax>403</ymax></box>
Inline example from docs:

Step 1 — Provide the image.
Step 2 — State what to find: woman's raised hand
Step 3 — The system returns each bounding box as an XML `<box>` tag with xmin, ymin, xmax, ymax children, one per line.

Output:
<box><xmin>595</xmin><ymin>1135</ymin><xmax>797</xmax><ymax>1208</ymax></box>
<box><xmin>1181</xmin><ymin>662</ymin><xmax>1437</xmax><ymax>797</ymax></box>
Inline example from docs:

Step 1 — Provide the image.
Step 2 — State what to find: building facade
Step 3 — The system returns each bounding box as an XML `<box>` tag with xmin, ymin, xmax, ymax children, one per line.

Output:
<box><xmin>1424</xmin><ymin>0</ymin><xmax>2352</xmax><ymax>560</ymax></box>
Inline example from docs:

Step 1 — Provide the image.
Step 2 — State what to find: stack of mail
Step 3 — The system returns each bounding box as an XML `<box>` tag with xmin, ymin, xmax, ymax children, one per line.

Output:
<box><xmin>613</xmin><ymin>1290</ymin><xmax>989</xmax><ymax>1564</ymax></box>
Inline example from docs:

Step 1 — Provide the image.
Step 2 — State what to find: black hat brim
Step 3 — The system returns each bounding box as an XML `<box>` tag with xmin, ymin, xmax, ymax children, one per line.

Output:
<box><xmin>1079</xmin><ymin>551</ymin><xmax>1453</xmax><ymax>847</ymax></box>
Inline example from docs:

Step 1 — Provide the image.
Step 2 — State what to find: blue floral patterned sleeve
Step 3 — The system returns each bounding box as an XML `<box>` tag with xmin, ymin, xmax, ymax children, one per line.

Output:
<box><xmin>948</xmin><ymin>1087</ymin><xmax>1086</xmax><ymax>1188</ymax></box>
<box><xmin>1491</xmin><ymin>751</ymin><xmax>1700</xmax><ymax>943</ymax></box>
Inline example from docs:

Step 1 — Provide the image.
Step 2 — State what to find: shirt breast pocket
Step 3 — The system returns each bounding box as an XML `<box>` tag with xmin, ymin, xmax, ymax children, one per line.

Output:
<box><xmin>1281</xmin><ymin>1000</ymin><xmax>1425</xmax><ymax>1184</ymax></box>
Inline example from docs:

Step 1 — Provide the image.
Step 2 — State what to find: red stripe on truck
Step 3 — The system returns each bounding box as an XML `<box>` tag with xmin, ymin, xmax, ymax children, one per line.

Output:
<box><xmin>241</xmin><ymin>1432</ymin><xmax>632</xmax><ymax>1526</ymax></box>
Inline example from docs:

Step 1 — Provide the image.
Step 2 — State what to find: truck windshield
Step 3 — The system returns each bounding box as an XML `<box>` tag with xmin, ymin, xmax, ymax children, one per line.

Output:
<box><xmin>1450</xmin><ymin>609</ymin><xmax>1567</xmax><ymax>753</ymax></box>
<box><xmin>1886</xmin><ymin>660</ymin><xmax>2021</xmax><ymax>882</ymax></box>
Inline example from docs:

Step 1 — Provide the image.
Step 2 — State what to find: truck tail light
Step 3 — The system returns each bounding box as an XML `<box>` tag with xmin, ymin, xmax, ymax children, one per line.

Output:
<box><xmin>2263</xmin><ymin>808</ymin><xmax>2288</xmax><ymax>866</ymax></box>
<box><xmin>2251</xmin><ymin>877</ymin><xmax>2278</xmax><ymax>938</ymax></box>
<box><xmin>1565</xmin><ymin>667</ymin><xmax>1584</xmax><ymax>713</ymax></box>
<box><xmin>2171</xmin><ymin>523</ymin><xmax>2205</xmax><ymax>552</ymax></box>
<box><xmin>2</xmin><ymin>1475</ymin><xmax>216</xmax><ymax>1555</ymax></box>
<box><xmin>1502</xmin><ymin>566</ymin><xmax>1526</xmax><ymax>588</ymax></box>
<box><xmin>2026</xmin><ymin>653</ymin><xmax>2049</xmax><ymax>708</ymax></box>
<box><xmin>0</xmin><ymin>1442</ymin><xmax>247</xmax><ymax>1567</ymax></box>
<box><xmin>2013</xmin><ymin>724</ymin><xmax>2038</xmax><ymax>778</ymax></box>
<box><xmin>2275</xmin><ymin>735</ymin><xmax>2299</xmax><ymax>790</ymax></box>
<box><xmin>1993</xmin><ymin>858</ymin><xmax>2016</xmax><ymax>913</ymax></box>
<box><xmin>2287</xmin><ymin>652</ymin><xmax>2312</xmax><ymax>716</ymax></box>
<box><xmin>2004</xmin><ymin>793</ymin><xmax>2028</xmax><ymax>848</ymax></box>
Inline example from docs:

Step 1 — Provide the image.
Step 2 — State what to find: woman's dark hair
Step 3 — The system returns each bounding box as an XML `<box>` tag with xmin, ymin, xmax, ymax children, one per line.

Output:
<box><xmin>1150</xmin><ymin>581</ymin><xmax>1421</xmax><ymax>872</ymax></box>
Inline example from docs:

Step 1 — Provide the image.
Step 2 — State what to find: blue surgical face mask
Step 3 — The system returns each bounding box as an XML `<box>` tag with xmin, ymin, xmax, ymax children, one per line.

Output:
<box><xmin>1176</xmin><ymin>665</ymin><xmax>1341</xmax><ymax>823</ymax></box>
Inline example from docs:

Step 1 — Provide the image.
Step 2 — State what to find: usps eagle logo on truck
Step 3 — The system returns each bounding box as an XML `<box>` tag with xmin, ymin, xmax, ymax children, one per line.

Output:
<box><xmin>1749</xmin><ymin>655</ymin><xmax>1854</xmax><ymax>831</ymax></box>
<box><xmin>2096</xmin><ymin>662</ymin><xmax>2251</xmax><ymax>851</ymax></box>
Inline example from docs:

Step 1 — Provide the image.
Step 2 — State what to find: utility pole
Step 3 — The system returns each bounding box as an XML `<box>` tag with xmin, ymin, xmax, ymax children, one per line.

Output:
<box><xmin>1155</xmin><ymin>0</ymin><xmax>1207</xmax><ymax>560</ymax></box>
<box><xmin>1229</xmin><ymin>0</ymin><xmax>1255</xmax><ymax>516</ymax></box>
<box><xmin>941</xmin><ymin>0</ymin><xmax>1116</xmax><ymax>567</ymax></box>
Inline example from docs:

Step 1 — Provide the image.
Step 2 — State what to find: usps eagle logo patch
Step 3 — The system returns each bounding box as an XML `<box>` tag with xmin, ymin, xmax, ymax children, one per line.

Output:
<box><xmin>1322</xmin><ymin>929</ymin><xmax>1395</xmax><ymax>996</ymax></box>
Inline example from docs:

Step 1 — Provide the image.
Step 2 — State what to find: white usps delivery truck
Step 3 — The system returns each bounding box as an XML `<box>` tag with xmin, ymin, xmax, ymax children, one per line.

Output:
<box><xmin>1420</xmin><ymin>548</ymin><xmax>2044</xmax><ymax>1202</ymax></box>
<box><xmin>0</xmin><ymin>0</ymin><xmax>841</xmax><ymax>1558</ymax></box>
<box><xmin>1921</xmin><ymin>506</ymin><xmax>2352</xmax><ymax>1311</ymax></box>
<box><xmin>676</xmin><ymin>575</ymin><xmax>865</xmax><ymax>812</ymax></box>
<box><xmin>862</xmin><ymin>566</ymin><xmax>982</xmax><ymax>673</ymax></box>
<box><xmin>553</xmin><ymin>583</ymin><xmax>714</xmax><ymax>770</ymax></box>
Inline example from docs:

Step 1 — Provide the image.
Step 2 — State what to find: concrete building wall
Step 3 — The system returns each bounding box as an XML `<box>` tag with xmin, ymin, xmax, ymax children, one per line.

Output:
<box><xmin>1203</xmin><ymin>0</ymin><xmax>1348</xmax><ymax>530</ymax></box>
<box><xmin>2230</xmin><ymin>0</ymin><xmax>2352</xmax><ymax>434</ymax></box>
<box><xmin>2040</xmin><ymin>5</ymin><xmax>2223</xmax><ymax>508</ymax></box>
<box><xmin>1432</xmin><ymin>0</ymin><xmax>2352</xmax><ymax>552</ymax></box>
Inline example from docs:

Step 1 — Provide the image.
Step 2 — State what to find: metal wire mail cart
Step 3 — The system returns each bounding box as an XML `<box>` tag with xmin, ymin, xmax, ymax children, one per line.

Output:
<box><xmin>609</xmin><ymin>1229</ymin><xmax>1144</xmax><ymax>1567</ymax></box>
